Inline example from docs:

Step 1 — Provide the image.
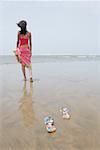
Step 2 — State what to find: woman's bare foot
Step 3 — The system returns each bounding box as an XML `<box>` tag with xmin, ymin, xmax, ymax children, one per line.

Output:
<box><xmin>30</xmin><ymin>77</ymin><xmax>33</xmax><ymax>82</ymax></box>
<box><xmin>24</xmin><ymin>77</ymin><xmax>27</xmax><ymax>81</ymax></box>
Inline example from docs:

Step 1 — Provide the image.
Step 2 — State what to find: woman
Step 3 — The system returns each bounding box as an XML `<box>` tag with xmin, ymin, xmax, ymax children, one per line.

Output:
<box><xmin>16</xmin><ymin>20</ymin><xmax>33</xmax><ymax>82</ymax></box>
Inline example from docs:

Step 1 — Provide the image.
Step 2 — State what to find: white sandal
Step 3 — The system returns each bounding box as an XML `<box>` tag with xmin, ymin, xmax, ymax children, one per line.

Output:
<box><xmin>60</xmin><ymin>107</ymin><xmax>71</xmax><ymax>119</ymax></box>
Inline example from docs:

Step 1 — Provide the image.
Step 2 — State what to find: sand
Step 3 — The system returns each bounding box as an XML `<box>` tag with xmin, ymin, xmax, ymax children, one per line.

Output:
<box><xmin>0</xmin><ymin>60</ymin><xmax>100</xmax><ymax>150</ymax></box>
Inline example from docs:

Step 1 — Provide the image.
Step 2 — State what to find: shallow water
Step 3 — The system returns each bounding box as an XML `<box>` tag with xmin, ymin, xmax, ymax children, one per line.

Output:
<box><xmin>0</xmin><ymin>61</ymin><xmax>100</xmax><ymax>150</ymax></box>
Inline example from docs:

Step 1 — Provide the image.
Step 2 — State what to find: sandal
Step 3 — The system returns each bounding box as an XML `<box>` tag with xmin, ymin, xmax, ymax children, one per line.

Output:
<box><xmin>44</xmin><ymin>116</ymin><xmax>56</xmax><ymax>133</ymax></box>
<box><xmin>60</xmin><ymin>107</ymin><xmax>71</xmax><ymax>119</ymax></box>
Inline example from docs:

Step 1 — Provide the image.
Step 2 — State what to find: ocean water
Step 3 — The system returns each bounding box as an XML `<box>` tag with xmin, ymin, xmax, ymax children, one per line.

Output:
<box><xmin>0</xmin><ymin>55</ymin><xmax>100</xmax><ymax>65</ymax></box>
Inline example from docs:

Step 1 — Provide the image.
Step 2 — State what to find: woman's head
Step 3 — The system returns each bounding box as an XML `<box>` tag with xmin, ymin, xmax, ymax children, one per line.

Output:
<box><xmin>17</xmin><ymin>20</ymin><xmax>27</xmax><ymax>34</ymax></box>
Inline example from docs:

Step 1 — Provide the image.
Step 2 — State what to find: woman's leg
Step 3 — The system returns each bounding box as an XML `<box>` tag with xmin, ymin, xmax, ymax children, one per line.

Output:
<box><xmin>21</xmin><ymin>64</ymin><xmax>26</xmax><ymax>80</ymax></box>
<box><xmin>28</xmin><ymin>65</ymin><xmax>33</xmax><ymax>82</ymax></box>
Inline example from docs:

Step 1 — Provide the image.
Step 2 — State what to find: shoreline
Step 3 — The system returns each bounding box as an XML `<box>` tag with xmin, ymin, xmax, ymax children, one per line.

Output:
<box><xmin>0</xmin><ymin>55</ymin><xmax>100</xmax><ymax>65</ymax></box>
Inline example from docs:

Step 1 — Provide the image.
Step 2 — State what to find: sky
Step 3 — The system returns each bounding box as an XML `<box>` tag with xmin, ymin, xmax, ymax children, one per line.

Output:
<box><xmin>0</xmin><ymin>0</ymin><xmax>99</xmax><ymax>55</ymax></box>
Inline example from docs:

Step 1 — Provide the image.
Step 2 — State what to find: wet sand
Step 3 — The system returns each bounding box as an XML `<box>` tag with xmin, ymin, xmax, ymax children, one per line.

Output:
<box><xmin>0</xmin><ymin>60</ymin><xmax>100</xmax><ymax>150</ymax></box>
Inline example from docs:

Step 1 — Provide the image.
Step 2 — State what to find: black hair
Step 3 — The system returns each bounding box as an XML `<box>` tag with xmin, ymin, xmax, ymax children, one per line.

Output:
<box><xmin>17</xmin><ymin>20</ymin><xmax>27</xmax><ymax>35</ymax></box>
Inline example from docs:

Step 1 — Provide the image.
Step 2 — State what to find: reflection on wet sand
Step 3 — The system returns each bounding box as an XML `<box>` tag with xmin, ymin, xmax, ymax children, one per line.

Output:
<box><xmin>0</xmin><ymin>61</ymin><xmax>100</xmax><ymax>150</ymax></box>
<box><xmin>19</xmin><ymin>82</ymin><xmax>34</xmax><ymax>127</ymax></box>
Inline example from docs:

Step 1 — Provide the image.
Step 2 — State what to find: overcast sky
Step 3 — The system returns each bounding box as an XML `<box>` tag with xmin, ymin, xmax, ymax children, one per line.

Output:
<box><xmin>0</xmin><ymin>0</ymin><xmax>99</xmax><ymax>55</ymax></box>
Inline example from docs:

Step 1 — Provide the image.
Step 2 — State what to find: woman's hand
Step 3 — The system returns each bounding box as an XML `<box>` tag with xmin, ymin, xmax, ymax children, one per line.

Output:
<box><xmin>30</xmin><ymin>51</ymin><xmax>32</xmax><ymax>57</ymax></box>
<box><xmin>16</xmin><ymin>55</ymin><xmax>19</xmax><ymax>62</ymax></box>
<box><xmin>16</xmin><ymin>55</ymin><xmax>21</xmax><ymax>63</ymax></box>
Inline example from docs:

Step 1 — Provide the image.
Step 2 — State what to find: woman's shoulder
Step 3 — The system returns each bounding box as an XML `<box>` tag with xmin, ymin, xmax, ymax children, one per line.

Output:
<box><xmin>17</xmin><ymin>31</ymin><xmax>21</xmax><ymax>36</ymax></box>
<box><xmin>27</xmin><ymin>31</ymin><xmax>31</xmax><ymax>35</ymax></box>
<box><xmin>27</xmin><ymin>31</ymin><xmax>31</xmax><ymax>37</ymax></box>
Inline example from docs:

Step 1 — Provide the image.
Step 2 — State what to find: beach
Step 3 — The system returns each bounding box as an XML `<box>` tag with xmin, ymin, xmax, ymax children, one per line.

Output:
<box><xmin>0</xmin><ymin>57</ymin><xmax>100</xmax><ymax>150</ymax></box>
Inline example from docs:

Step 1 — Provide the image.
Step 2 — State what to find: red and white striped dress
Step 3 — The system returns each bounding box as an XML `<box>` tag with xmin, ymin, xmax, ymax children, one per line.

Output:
<box><xmin>16</xmin><ymin>32</ymin><xmax>31</xmax><ymax>67</ymax></box>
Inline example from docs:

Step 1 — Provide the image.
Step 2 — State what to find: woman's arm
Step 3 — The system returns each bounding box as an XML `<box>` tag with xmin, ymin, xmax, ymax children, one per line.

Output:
<box><xmin>16</xmin><ymin>32</ymin><xmax>20</xmax><ymax>62</ymax></box>
<box><xmin>16</xmin><ymin>32</ymin><xmax>20</xmax><ymax>48</ymax></box>
<box><xmin>29</xmin><ymin>32</ymin><xmax>32</xmax><ymax>56</ymax></box>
